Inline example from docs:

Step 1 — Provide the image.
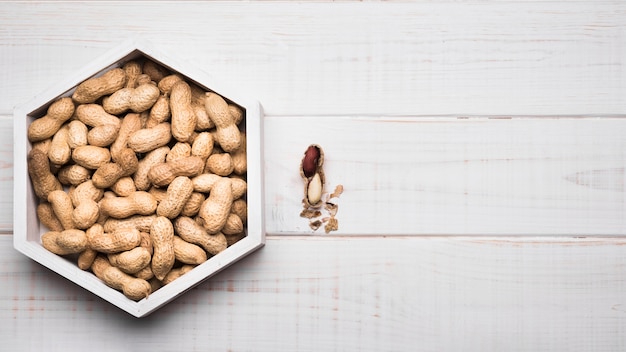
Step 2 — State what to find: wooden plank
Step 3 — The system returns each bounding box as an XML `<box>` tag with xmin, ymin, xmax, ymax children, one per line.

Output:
<box><xmin>266</xmin><ymin>116</ymin><xmax>626</xmax><ymax>235</ymax></box>
<box><xmin>4</xmin><ymin>115</ymin><xmax>626</xmax><ymax>236</ymax></box>
<box><xmin>3</xmin><ymin>235</ymin><xmax>626</xmax><ymax>351</ymax></box>
<box><xmin>1</xmin><ymin>1</ymin><xmax>626</xmax><ymax>351</ymax></box>
<box><xmin>0</xmin><ymin>117</ymin><xmax>13</xmax><ymax>233</ymax></box>
<box><xmin>0</xmin><ymin>2</ymin><xmax>624</xmax><ymax>116</ymax></box>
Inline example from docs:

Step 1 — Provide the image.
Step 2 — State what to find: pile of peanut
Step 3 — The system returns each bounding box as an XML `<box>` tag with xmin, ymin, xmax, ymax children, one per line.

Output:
<box><xmin>27</xmin><ymin>59</ymin><xmax>248</xmax><ymax>301</ymax></box>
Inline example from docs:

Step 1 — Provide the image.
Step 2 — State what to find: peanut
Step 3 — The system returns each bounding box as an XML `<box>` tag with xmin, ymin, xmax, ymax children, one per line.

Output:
<box><xmin>231</xmin><ymin>178</ymin><xmax>248</xmax><ymax>200</ymax></box>
<box><xmin>92</xmin><ymin>162</ymin><xmax>124</xmax><ymax>189</ymax></box>
<box><xmin>27</xmin><ymin>97</ymin><xmax>75</xmax><ymax>142</ymax></box>
<box><xmin>110</xmin><ymin>112</ymin><xmax>142</xmax><ymax>162</ymax></box>
<box><xmin>96</xmin><ymin>191</ymin><xmax>115</xmax><ymax>225</ymax></box>
<box><xmin>231</xmin><ymin>132</ymin><xmax>247</xmax><ymax>175</ymax></box>
<box><xmin>47</xmin><ymin>190</ymin><xmax>74</xmax><ymax>230</ymax></box>
<box><xmin>102</xmin><ymin>83</ymin><xmax>160</xmax><ymax>114</ymax></box>
<box><xmin>72</xmin><ymin>67</ymin><xmax>127</xmax><ymax>104</ymax></box>
<box><xmin>170</xmin><ymin>81</ymin><xmax>197</xmax><ymax>142</ymax></box>
<box><xmin>135</xmin><ymin>74</ymin><xmax>154</xmax><ymax>86</ymax></box>
<box><xmin>41</xmin><ymin>229</ymin><xmax>88</xmax><ymax>255</ymax></box>
<box><xmin>191</xmin><ymin>132</ymin><xmax>214</xmax><ymax>162</ymax></box>
<box><xmin>190</xmin><ymin>83</ymin><xmax>208</xmax><ymax>103</ymax></box>
<box><xmin>108</xmin><ymin>247</ymin><xmax>152</xmax><ymax>274</ymax></box>
<box><xmin>87</xmin><ymin>224</ymin><xmax>141</xmax><ymax>253</ymax></box>
<box><xmin>123</xmin><ymin>60</ymin><xmax>142</xmax><ymax>88</ymax></box>
<box><xmin>181</xmin><ymin>192</ymin><xmax>205</xmax><ymax>217</ymax></box>
<box><xmin>139</xmin><ymin>231</ymin><xmax>153</xmax><ymax>256</ymax></box>
<box><xmin>91</xmin><ymin>254</ymin><xmax>110</xmax><ymax>278</ymax></box>
<box><xmin>77</xmin><ymin>248</ymin><xmax>98</xmax><ymax>270</ymax></box>
<box><xmin>100</xmin><ymin>191</ymin><xmax>157</xmax><ymax>218</ymax></box>
<box><xmin>157</xmin><ymin>176</ymin><xmax>194</xmax><ymax>219</ymax></box>
<box><xmin>103</xmin><ymin>89</ymin><xmax>133</xmax><ymax>113</ymax></box>
<box><xmin>157</xmin><ymin>74</ymin><xmax>183</xmax><ymax>94</ymax></box>
<box><xmin>161</xmin><ymin>264</ymin><xmax>195</xmax><ymax>285</ymax></box>
<box><xmin>91</xmin><ymin>148</ymin><xmax>137</xmax><ymax>189</ymax></box>
<box><xmin>111</xmin><ymin>176</ymin><xmax>136</xmax><ymax>197</ymax></box>
<box><xmin>69</xmin><ymin>180</ymin><xmax>104</xmax><ymax>207</ymax></box>
<box><xmin>148</xmin><ymin>187</ymin><xmax>168</xmax><ymax>204</ymax></box>
<box><xmin>37</xmin><ymin>202</ymin><xmax>64</xmax><ymax>232</ymax></box>
<box><xmin>72</xmin><ymin>198</ymin><xmax>100</xmax><ymax>230</ymax></box>
<box><xmin>102</xmin><ymin>264</ymin><xmax>151</xmax><ymax>301</ymax></box>
<box><xmin>57</xmin><ymin>164</ymin><xmax>91</xmax><ymax>186</ymax></box>
<box><xmin>75</xmin><ymin>104</ymin><xmax>122</xmax><ymax>129</ymax></box>
<box><xmin>115</xmin><ymin>147</ymin><xmax>139</xmax><ymax>177</ymax></box>
<box><xmin>173</xmin><ymin>236</ymin><xmax>207</xmax><ymax>265</ymax></box>
<box><xmin>31</xmin><ymin>138</ymin><xmax>51</xmax><ymax>155</ymax></box>
<box><xmin>142</xmin><ymin>60</ymin><xmax>169</xmax><ymax>83</ymax></box>
<box><xmin>147</xmin><ymin>156</ymin><xmax>204</xmax><ymax>187</ymax></box>
<box><xmin>103</xmin><ymin>214</ymin><xmax>156</xmax><ymax>233</ymax></box>
<box><xmin>67</xmin><ymin>120</ymin><xmax>88</xmax><ymax>149</ymax></box>
<box><xmin>204</xmin><ymin>92</ymin><xmax>241</xmax><ymax>152</ymax></box>
<box><xmin>87</xmin><ymin>124</ymin><xmax>120</xmax><ymax>147</ymax></box>
<box><xmin>229</xmin><ymin>104</ymin><xmax>244</xmax><ymax>125</ymax></box>
<box><xmin>138</xmin><ymin>110</ymin><xmax>151</xmax><ymax>127</ymax></box>
<box><xmin>300</xmin><ymin>144</ymin><xmax>325</xmax><ymax>207</ymax></box>
<box><xmin>70</xmin><ymin>181</ymin><xmax>102</xmax><ymax>230</ymax></box>
<box><xmin>146</xmin><ymin>95</ymin><xmax>170</xmax><ymax>128</ymax></box>
<box><xmin>306</xmin><ymin>172</ymin><xmax>323</xmax><ymax>206</ymax></box>
<box><xmin>191</xmin><ymin>174</ymin><xmax>246</xmax><ymax>199</ymax></box>
<box><xmin>127</xmin><ymin>122</ymin><xmax>171</xmax><ymax>153</ymax></box>
<box><xmin>198</xmin><ymin>177</ymin><xmax>233</xmax><ymax>234</ymax></box>
<box><xmin>133</xmin><ymin>146</ymin><xmax>170</xmax><ymax>191</ymax></box>
<box><xmin>48</xmin><ymin>124</ymin><xmax>71</xmax><ymax>166</ymax></box>
<box><xmin>230</xmin><ymin>199</ymin><xmax>247</xmax><ymax>225</ymax></box>
<box><xmin>222</xmin><ymin>213</ymin><xmax>244</xmax><ymax>235</ymax></box>
<box><xmin>206</xmin><ymin>153</ymin><xmax>234</xmax><ymax>176</ymax></box>
<box><xmin>193</xmin><ymin>101</ymin><xmax>213</xmax><ymax>131</ymax></box>
<box><xmin>173</xmin><ymin>216</ymin><xmax>227</xmax><ymax>256</ymax></box>
<box><xmin>58</xmin><ymin>232</ymin><xmax>88</xmax><ymax>252</ymax></box>
<box><xmin>72</xmin><ymin>145</ymin><xmax>111</xmax><ymax>169</ymax></box>
<box><xmin>191</xmin><ymin>173</ymin><xmax>222</xmax><ymax>193</ymax></box>
<box><xmin>166</xmin><ymin>142</ymin><xmax>191</xmax><ymax>163</ymax></box>
<box><xmin>134</xmin><ymin>265</ymin><xmax>154</xmax><ymax>281</ymax></box>
<box><xmin>28</xmin><ymin>149</ymin><xmax>63</xmax><ymax>200</ymax></box>
<box><xmin>150</xmin><ymin>216</ymin><xmax>175</xmax><ymax>281</ymax></box>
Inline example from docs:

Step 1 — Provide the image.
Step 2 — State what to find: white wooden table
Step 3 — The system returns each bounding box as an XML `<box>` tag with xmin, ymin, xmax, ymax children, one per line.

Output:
<box><xmin>2</xmin><ymin>1</ymin><xmax>626</xmax><ymax>351</ymax></box>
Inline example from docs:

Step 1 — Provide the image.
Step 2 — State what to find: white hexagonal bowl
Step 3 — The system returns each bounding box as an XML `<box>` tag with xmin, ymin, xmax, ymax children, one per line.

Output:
<box><xmin>13</xmin><ymin>38</ymin><xmax>265</xmax><ymax>317</ymax></box>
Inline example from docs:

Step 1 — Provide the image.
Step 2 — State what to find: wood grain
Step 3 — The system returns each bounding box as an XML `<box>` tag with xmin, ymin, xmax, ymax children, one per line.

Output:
<box><xmin>0</xmin><ymin>2</ymin><xmax>624</xmax><ymax>116</ymax></box>
<box><xmin>3</xmin><ymin>235</ymin><xmax>626</xmax><ymax>351</ymax></box>
<box><xmin>0</xmin><ymin>117</ymin><xmax>13</xmax><ymax>233</ymax></box>
<box><xmin>5</xmin><ymin>115</ymin><xmax>626</xmax><ymax>235</ymax></box>
<box><xmin>266</xmin><ymin>116</ymin><xmax>626</xmax><ymax>235</ymax></box>
<box><xmin>2</xmin><ymin>1</ymin><xmax>626</xmax><ymax>350</ymax></box>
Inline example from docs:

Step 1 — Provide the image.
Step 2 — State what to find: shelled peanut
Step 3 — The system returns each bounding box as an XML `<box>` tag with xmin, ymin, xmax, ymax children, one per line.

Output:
<box><xmin>27</xmin><ymin>58</ymin><xmax>249</xmax><ymax>301</ymax></box>
<box><xmin>299</xmin><ymin>144</ymin><xmax>342</xmax><ymax>233</ymax></box>
<box><xmin>300</xmin><ymin>144</ymin><xmax>324</xmax><ymax>208</ymax></box>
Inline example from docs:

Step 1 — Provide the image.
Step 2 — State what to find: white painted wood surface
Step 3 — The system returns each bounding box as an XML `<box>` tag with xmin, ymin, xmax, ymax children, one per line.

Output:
<box><xmin>266</xmin><ymin>116</ymin><xmax>626</xmax><ymax>235</ymax></box>
<box><xmin>4</xmin><ymin>235</ymin><xmax>626</xmax><ymax>351</ymax></box>
<box><xmin>2</xmin><ymin>1</ymin><xmax>626</xmax><ymax>351</ymax></box>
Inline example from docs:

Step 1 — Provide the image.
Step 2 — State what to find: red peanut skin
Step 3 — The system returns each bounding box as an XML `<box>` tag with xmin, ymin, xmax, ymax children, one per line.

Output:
<box><xmin>302</xmin><ymin>145</ymin><xmax>319</xmax><ymax>178</ymax></box>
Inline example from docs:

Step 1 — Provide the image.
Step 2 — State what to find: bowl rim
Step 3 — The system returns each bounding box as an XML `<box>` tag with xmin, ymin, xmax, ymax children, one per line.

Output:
<box><xmin>13</xmin><ymin>37</ymin><xmax>265</xmax><ymax>318</ymax></box>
